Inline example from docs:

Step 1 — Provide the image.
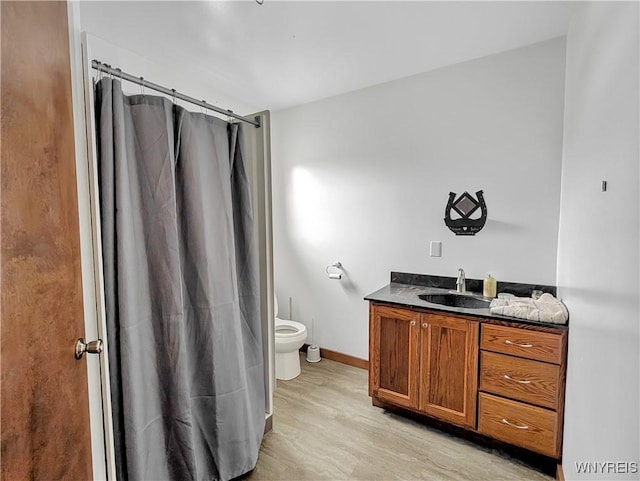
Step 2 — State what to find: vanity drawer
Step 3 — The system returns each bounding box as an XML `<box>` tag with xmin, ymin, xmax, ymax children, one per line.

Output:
<box><xmin>478</xmin><ymin>393</ymin><xmax>559</xmax><ymax>458</ymax></box>
<box><xmin>481</xmin><ymin>324</ymin><xmax>563</xmax><ymax>364</ymax></box>
<box><xmin>480</xmin><ymin>351</ymin><xmax>559</xmax><ymax>409</ymax></box>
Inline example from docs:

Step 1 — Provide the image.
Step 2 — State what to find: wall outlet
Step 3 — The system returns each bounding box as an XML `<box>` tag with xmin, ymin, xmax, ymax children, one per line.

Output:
<box><xmin>430</xmin><ymin>241</ymin><xmax>442</xmax><ymax>257</ymax></box>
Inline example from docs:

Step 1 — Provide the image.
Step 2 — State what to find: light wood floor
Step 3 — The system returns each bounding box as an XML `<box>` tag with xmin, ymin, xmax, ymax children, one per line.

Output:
<box><xmin>244</xmin><ymin>355</ymin><xmax>553</xmax><ymax>481</ymax></box>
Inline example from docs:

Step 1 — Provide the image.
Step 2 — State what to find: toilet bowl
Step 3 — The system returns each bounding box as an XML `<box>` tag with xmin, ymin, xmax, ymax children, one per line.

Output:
<box><xmin>274</xmin><ymin>295</ymin><xmax>307</xmax><ymax>380</ymax></box>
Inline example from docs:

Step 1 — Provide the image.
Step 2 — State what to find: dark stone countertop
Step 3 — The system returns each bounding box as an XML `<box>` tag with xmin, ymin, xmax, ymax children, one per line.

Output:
<box><xmin>364</xmin><ymin>273</ymin><xmax>568</xmax><ymax>330</ymax></box>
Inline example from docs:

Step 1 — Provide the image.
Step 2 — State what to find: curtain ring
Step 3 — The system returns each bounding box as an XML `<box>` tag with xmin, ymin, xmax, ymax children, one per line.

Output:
<box><xmin>200</xmin><ymin>100</ymin><xmax>206</xmax><ymax>115</ymax></box>
<box><xmin>115</xmin><ymin>68</ymin><xmax>123</xmax><ymax>81</ymax></box>
<box><xmin>140</xmin><ymin>77</ymin><xmax>146</xmax><ymax>96</ymax></box>
<box><xmin>171</xmin><ymin>88</ymin><xmax>177</xmax><ymax>105</ymax></box>
<box><xmin>227</xmin><ymin>109</ymin><xmax>235</xmax><ymax>124</ymax></box>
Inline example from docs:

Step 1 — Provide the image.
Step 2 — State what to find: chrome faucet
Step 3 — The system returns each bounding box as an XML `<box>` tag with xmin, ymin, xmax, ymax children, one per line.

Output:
<box><xmin>456</xmin><ymin>268</ymin><xmax>466</xmax><ymax>294</ymax></box>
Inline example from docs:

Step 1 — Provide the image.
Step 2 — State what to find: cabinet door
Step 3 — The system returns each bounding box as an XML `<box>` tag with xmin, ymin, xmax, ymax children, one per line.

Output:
<box><xmin>419</xmin><ymin>313</ymin><xmax>479</xmax><ymax>428</ymax></box>
<box><xmin>370</xmin><ymin>304</ymin><xmax>420</xmax><ymax>409</ymax></box>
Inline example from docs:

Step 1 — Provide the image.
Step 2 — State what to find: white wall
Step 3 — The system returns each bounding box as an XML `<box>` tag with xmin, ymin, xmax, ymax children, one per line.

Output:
<box><xmin>272</xmin><ymin>38</ymin><xmax>567</xmax><ymax>359</ymax></box>
<box><xmin>558</xmin><ymin>3</ymin><xmax>639</xmax><ymax>479</ymax></box>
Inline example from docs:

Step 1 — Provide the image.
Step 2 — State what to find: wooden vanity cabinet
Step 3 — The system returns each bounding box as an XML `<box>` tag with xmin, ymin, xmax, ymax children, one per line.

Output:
<box><xmin>369</xmin><ymin>301</ymin><xmax>568</xmax><ymax>460</ymax></box>
<box><xmin>369</xmin><ymin>304</ymin><xmax>479</xmax><ymax>428</ymax></box>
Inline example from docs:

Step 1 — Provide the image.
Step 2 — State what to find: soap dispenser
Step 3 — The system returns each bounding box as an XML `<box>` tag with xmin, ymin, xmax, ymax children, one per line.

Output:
<box><xmin>483</xmin><ymin>273</ymin><xmax>497</xmax><ymax>298</ymax></box>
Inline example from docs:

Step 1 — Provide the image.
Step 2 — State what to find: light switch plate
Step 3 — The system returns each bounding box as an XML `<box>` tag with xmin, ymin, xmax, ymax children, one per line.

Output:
<box><xmin>430</xmin><ymin>241</ymin><xmax>442</xmax><ymax>257</ymax></box>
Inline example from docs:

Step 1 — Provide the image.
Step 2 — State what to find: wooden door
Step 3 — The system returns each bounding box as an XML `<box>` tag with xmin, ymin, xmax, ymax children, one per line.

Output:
<box><xmin>370</xmin><ymin>304</ymin><xmax>420</xmax><ymax>409</ymax></box>
<box><xmin>419</xmin><ymin>313</ymin><xmax>479</xmax><ymax>428</ymax></box>
<box><xmin>1</xmin><ymin>2</ymin><xmax>94</xmax><ymax>480</ymax></box>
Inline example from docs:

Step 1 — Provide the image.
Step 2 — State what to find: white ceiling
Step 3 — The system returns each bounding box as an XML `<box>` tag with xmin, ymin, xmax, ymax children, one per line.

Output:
<box><xmin>79</xmin><ymin>1</ymin><xmax>576</xmax><ymax>111</ymax></box>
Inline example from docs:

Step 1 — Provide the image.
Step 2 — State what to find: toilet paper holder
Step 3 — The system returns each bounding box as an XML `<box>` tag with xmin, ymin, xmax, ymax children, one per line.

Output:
<box><xmin>326</xmin><ymin>261</ymin><xmax>343</xmax><ymax>280</ymax></box>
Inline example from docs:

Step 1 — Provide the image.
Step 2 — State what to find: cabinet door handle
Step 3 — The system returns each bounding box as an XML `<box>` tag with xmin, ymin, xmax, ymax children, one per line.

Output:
<box><xmin>502</xmin><ymin>418</ymin><xmax>529</xmax><ymax>430</ymax></box>
<box><xmin>410</xmin><ymin>320</ymin><xmax>416</xmax><ymax>327</ymax></box>
<box><xmin>504</xmin><ymin>374</ymin><xmax>531</xmax><ymax>384</ymax></box>
<box><xmin>422</xmin><ymin>323</ymin><xmax>429</xmax><ymax>329</ymax></box>
<box><xmin>505</xmin><ymin>339</ymin><xmax>533</xmax><ymax>348</ymax></box>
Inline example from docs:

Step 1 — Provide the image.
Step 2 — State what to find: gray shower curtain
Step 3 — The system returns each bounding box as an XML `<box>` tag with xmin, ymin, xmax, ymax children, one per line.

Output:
<box><xmin>96</xmin><ymin>78</ymin><xmax>265</xmax><ymax>481</ymax></box>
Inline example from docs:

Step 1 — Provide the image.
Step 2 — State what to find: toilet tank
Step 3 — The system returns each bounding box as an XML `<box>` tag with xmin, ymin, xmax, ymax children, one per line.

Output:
<box><xmin>274</xmin><ymin>293</ymin><xmax>279</xmax><ymax>318</ymax></box>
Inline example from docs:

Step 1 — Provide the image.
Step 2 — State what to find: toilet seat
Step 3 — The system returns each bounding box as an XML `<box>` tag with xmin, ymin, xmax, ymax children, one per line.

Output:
<box><xmin>275</xmin><ymin>319</ymin><xmax>307</xmax><ymax>338</ymax></box>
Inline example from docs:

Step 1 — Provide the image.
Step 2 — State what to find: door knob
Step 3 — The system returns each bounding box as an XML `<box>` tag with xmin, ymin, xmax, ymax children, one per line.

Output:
<box><xmin>75</xmin><ymin>338</ymin><xmax>103</xmax><ymax>360</ymax></box>
<box><xmin>422</xmin><ymin>323</ymin><xmax>429</xmax><ymax>328</ymax></box>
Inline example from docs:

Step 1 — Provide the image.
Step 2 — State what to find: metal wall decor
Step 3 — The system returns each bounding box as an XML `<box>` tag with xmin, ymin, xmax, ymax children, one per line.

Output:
<box><xmin>444</xmin><ymin>190</ymin><xmax>487</xmax><ymax>235</ymax></box>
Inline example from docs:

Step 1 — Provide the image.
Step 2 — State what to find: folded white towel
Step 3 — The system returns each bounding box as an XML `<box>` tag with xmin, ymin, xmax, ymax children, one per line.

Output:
<box><xmin>489</xmin><ymin>293</ymin><xmax>568</xmax><ymax>324</ymax></box>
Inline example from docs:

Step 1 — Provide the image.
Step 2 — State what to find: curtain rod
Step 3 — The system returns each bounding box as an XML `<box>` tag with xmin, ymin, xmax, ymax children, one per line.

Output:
<box><xmin>91</xmin><ymin>60</ymin><xmax>261</xmax><ymax>128</ymax></box>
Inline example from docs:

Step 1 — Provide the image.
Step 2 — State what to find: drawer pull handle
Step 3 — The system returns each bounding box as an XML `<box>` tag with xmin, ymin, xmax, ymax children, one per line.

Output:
<box><xmin>504</xmin><ymin>374</ymin><xmax>531</xmax><ymax>384</ymax></box>
<box><xmin>505</xmin><ymin>339</ymin><xmax>533</xmax><ymax>348</ymax></box>
<box><xmin>410</xmin><ymin>321</ymin><xmax>416</xmax><ymax>327</ymax></box>
<box><xmin>502</xmin><ymin>418</ymin><xmax>529</xmax><ymax>430</ymax></box>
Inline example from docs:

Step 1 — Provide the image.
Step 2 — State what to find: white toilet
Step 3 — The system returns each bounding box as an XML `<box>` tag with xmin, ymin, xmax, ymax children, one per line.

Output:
<box><xmin>274</xmin><ymin>295</ymin><xmax>307</xmax><ymax>380</ymax></box>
